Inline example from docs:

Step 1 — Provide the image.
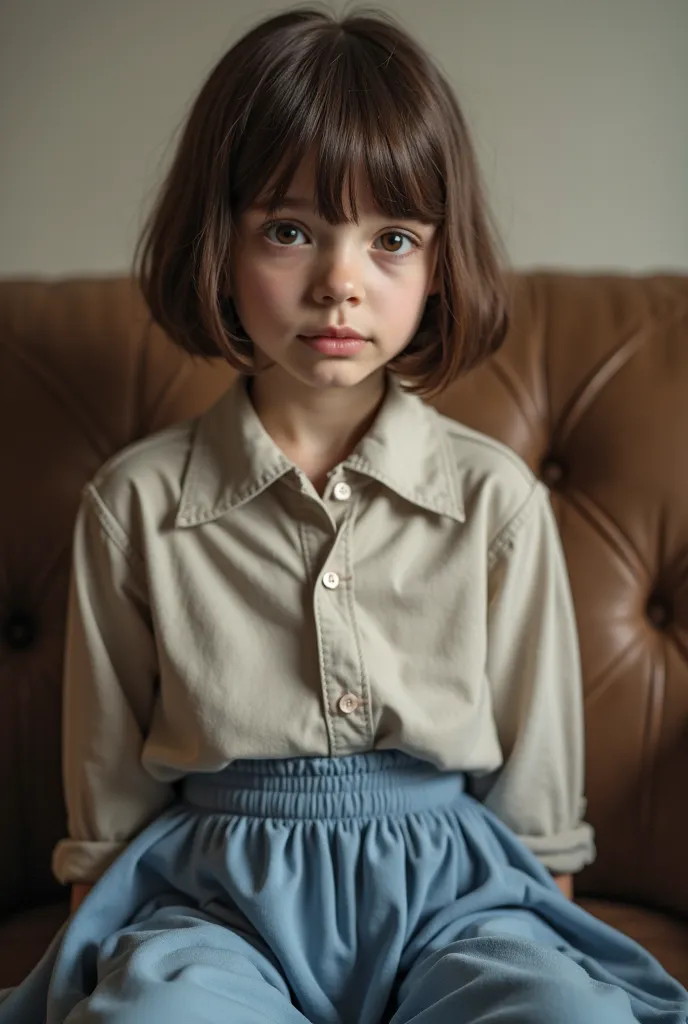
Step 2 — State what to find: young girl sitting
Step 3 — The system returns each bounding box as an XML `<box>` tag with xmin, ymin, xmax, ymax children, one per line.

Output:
<box><xmin>1</xmin><ymin>7</ymin><xmax>687</xmax><ymax>1023</ymax></box>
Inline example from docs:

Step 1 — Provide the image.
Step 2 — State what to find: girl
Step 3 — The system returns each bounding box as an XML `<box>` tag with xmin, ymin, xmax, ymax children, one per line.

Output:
<box><xmin>2</xmin><ymin>7</ymin><xmax>687</xmax><ymax>1023</ymax></box>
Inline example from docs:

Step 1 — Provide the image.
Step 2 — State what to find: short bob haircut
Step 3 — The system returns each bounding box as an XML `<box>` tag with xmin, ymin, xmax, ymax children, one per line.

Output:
<box><xmin>134</xmin><ymin>6</ymin><xmax>509</xmax><ymax>398</ymax></box>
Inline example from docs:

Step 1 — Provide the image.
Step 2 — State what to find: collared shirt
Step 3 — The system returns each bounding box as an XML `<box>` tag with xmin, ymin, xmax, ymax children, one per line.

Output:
<box><xmin>52</xmin><ymin>373</ymin><xmax>595</xmax><ymax>885</ymax></box>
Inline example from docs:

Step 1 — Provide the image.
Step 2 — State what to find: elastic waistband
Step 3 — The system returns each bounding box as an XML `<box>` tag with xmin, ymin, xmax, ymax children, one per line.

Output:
<box><xmin>181</xmin><ymin>751</ymin><xmax>467</xmax><ymax>820</ymax></box>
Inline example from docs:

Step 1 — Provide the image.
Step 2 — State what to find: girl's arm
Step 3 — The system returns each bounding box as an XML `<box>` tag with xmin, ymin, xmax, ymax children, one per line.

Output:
<box><xmin>70</xmin><ymin>883</ymin><xmax>93</xmax><ymax>914</ymax></box>
<box><xmin>553</xmin><ymin>874</ymin><xmax>574</xmax><ymax>900</ymax></box>
<box><xmin>470</xmin><ymin>481</ymin><xmax>596</xmax><ymax>883</ymax></box>
<box><xmin>52</xmin><ymin>483</ymin><xmax>174</xmax><ymax>890</ymax></box>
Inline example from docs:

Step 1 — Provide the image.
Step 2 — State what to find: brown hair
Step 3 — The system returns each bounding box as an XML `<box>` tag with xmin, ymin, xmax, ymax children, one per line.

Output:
<box><xmin>134</xmin><ymin>5</ymin><xmax>509</xmax><ymax>397</ymax></box>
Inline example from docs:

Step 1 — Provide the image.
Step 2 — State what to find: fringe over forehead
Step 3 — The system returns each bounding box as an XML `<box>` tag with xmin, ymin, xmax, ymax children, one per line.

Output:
<box><xmin>225</xmin><ymin>10</ymin><xmax>448</xmax><ymax>224</ymax></box>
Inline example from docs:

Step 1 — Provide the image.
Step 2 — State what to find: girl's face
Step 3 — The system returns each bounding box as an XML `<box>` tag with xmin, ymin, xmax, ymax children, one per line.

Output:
<box><xmin>231</xmin><ymin>154</ymin><xmax>440</xmax><ymax>393</ymax></box>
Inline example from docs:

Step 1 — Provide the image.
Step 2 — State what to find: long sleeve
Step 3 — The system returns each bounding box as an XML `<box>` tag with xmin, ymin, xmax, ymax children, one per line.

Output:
<box><xmin>51</xmin><ymin>483</ymin><xmax>175</xmax><ymax>885</ymax></box>
<box><xmin>469</xmin><ymin>481</ymin><xmax>596</xmax><ymax>875</ymax></box>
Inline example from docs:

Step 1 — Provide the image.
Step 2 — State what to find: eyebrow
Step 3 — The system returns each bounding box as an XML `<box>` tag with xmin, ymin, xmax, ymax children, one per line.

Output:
<box><xmin>253</xmin><ymin>196</ymin><xmax>314</xmax><ymax>212</ymax></box>
<box><xmin>250</xmin><ymin>195</ymin><xmax>435</xmax><ymax>229</ymax></box>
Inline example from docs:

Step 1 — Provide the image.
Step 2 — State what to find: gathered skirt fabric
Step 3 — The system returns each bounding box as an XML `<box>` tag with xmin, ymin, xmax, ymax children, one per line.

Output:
<box><xmin>1</xmin><ymin>751</ymin><xmax>686</xmax><ymax>1023</ymax></box>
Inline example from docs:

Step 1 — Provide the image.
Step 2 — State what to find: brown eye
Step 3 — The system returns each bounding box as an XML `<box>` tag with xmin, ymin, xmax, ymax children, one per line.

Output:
<box><xmin>375</xmin><ymin>232</ymin><xmax>416</xmax><ymax>256</ymax></box>
<box><xmin>265</xmin><ymin>222</ymin><xmax>306</xmax><ymax>246</ymax></box>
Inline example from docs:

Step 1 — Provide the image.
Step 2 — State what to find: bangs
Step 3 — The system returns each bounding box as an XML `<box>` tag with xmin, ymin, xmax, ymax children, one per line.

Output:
<box><xmin>230</xmin><ymin>22</ymin><xmax>446</xmax><ymax>225</ymax></box>
<box><xmin>135</xmin><ymin>7</ymin><xmax>509</xmax><ymax>395</ymax></box>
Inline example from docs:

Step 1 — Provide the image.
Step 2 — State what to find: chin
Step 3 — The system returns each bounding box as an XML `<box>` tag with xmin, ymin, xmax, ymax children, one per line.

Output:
<box><xmin>305</xmin><ymin>362</ymin><xmax>381</xmax><ymax>390</ymax></box>
<box><xmin>258</xmin><ymin>348</ymin><xmax>385</xmax><ymax>392</ymax></box>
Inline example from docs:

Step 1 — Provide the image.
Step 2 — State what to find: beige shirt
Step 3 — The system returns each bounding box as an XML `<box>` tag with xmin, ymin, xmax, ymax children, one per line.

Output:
<box><xmin>52</xmin><ymin>373</ymin><xmax>595</xmax><ymax>885</ymax></box>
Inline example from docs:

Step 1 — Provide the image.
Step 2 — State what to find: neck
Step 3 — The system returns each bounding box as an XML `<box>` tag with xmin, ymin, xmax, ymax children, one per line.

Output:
<box><xmin>248</xmin><ymin>369</ymin><xmax>387</xmax><ymax>474</ymax></box>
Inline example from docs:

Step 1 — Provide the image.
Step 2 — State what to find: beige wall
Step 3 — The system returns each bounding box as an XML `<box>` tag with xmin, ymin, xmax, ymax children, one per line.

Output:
<box><xmin>2</xmin><ymin>0</ymin><xmax>687</xmax><ymax>276</ymax></box>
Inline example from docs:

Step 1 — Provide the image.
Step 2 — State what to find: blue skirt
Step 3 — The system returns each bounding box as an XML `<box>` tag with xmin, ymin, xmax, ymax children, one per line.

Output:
<box><xmin>1</xmin><ymin>751</ymin><xmax>686</xmax><ymax>1023</ymax></box>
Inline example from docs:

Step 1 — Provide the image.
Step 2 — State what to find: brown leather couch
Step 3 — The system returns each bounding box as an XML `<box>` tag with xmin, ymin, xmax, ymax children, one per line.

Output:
<box><xmin>1</xmin><ymin>273</ymin><xmax>686</xmax><ymax>990</ymax></box>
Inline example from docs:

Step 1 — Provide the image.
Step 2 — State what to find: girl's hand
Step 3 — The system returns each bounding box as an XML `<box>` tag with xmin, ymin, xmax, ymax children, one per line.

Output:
<box><xmin>553</xmin><ymin>874</ymin><xmax>574</xmax><ymax>900</ymax></box>
<box><xmin>70</xmin><ymin>883</ymin><xmax>93</xmax><ymax>914</ymax></box>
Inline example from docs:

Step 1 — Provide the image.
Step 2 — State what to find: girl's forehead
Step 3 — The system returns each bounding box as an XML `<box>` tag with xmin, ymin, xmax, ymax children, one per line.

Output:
<box><xmin>256</xmin><ymin>153</ymin><xmax>377</xmax><ymax>218</ymax></box>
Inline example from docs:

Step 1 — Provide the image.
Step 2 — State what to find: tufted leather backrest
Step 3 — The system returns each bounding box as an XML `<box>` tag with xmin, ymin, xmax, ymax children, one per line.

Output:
<box><xmin>0</xmin><ymin>273</ymin><xmax>686</xmax><ymax>918</ymax></box>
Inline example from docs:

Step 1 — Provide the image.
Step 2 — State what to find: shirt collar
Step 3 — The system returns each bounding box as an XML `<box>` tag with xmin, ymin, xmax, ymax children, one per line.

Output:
<box><xmin>175</xmin><ymin>374</ymin><xmax>465</xmax><ymax>528</ymax></box>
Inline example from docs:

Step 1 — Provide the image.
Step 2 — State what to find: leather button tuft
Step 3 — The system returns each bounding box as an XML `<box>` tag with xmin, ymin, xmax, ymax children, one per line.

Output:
<box><xmin>3</xmin><ymin>611</ymin><xmax>36</xmax><ymax>650</ymax></box>
<box><xmin>647</xmin><ymin>598</ymin><xmax>672</xmax><ymax>629</ymax></box>
<box><xmin>541</xmin><ymin>457</ymin><xmax>566</xmax><ymax>488</ymax></box>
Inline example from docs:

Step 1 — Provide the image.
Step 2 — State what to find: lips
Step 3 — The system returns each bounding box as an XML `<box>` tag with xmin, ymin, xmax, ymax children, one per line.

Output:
<box><xmin>299</xmin><ymin>334</ymin><xmax>368</xmax><ymax>357</ymax></box>
<box><xmin>300</xmin><ymin>326</ymin><xmax>366</xmax><ymax>340</ymax></box>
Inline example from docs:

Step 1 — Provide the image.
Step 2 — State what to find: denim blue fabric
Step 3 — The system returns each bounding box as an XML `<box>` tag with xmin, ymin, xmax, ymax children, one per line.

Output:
<box><xmin>2</xmin><ymin>752</ymin><xmax>686</xmax><ymax>1023</ymax></box>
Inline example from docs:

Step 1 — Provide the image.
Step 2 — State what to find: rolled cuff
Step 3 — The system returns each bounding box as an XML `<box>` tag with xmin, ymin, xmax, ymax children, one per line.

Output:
<box><xmin>516</xmin><ymin>820</ymin><xmax>596</xmax><ymax>875</ymax></box>
<box><xmin>52</xmin><ymin>838</ymin><xmax>129</xmax><ymax>885</ymax></box>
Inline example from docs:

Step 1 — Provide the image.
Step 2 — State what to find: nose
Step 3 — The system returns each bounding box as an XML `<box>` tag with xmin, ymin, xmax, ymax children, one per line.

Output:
<box><xmin>311</xmin><ymin>245</ymin><xmax>364</xmax><ymax>306</ymax></box>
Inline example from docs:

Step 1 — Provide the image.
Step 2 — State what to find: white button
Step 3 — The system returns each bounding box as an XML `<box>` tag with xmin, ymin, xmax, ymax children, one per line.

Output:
<box><xmin>322</xmin><ymin>572</ymin><xmax>340</xmax><ymax>590</ymax></box>
<box><xmin>338</xmin><ymin>693</ymin><xmax>360</xmax><ymax>714</ymax></box>
<box><xmin>333</xmin><ymin>481</ymin><xmax>352</xmax><ymax>501</ymax></box>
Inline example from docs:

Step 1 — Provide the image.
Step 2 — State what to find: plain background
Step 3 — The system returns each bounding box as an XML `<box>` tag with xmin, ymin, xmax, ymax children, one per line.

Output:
<box><xmin>1</xmin><ymin>0</ymin><xmax>687</xmax><ymax>277</ymax></box>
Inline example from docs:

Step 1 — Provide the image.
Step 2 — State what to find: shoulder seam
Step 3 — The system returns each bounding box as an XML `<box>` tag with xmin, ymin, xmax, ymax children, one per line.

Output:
<box><xmin>487</xmin><ymin>480</ymin><xmax>544</xmax><ymax>569</ymax></box>
<box><xmin>89</xmin><ymin>417</ymin><xmax>198</xmax><ymax>487</ymax></box>
<box><xmin>83</xmin><ymin>482</ymin><xmax>147</xmax><ymax>583</ymax></box>
<box><xmin>439</xmin><ymin>416</ymin><xmax>535</xmax><ymax>487</ymax></box>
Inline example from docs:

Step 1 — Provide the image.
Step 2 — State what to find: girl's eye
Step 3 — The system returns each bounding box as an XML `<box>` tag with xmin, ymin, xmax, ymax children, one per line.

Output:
<box><xmin>374</xmin><ymin>231</ymin><xmax>418</xmax><ymax>257</ymax></box>
<box><xmin>264</xmin><ymin>222</ymin><xmax>307</xmax><ymax>247</ymax></box>
<box><xmin>262</xmin><ymin>222</ymin><xmax>419</xmax><ymax>256</ymax></box>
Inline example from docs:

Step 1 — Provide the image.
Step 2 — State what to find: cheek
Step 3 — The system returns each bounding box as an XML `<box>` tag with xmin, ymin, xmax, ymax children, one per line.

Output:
<box><xmin>375</xmin><ymin>272</ymin><xmax>429</xmax><ymax>323</ymax></box>
<box><xmin>234</xmin><ymin>258</ymin><xmax>297</xmax><ymax>328</ymax></box>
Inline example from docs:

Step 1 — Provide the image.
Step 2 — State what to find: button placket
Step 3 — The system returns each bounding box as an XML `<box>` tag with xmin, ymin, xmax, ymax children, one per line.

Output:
<box><xmin>314</xmin><ymin>505</ymin><xmax>371</xmax><ymax>754</ymax></box>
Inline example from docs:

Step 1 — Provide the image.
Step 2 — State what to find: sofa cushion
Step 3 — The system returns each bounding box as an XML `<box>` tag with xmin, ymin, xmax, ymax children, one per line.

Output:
<box><xmin>0</xmin><ymin>901</ymin><xmax>69</xmax><ymax>989</ymax></box>
<box><xmin>579</xmin><ymin>898</ymin><xmax>688</xmax><ymax>987</ymax></box>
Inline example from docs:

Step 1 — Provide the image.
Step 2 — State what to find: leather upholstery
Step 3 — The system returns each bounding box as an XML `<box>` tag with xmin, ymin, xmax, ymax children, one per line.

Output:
<box><xmin>1</xmin><ymin>273</ymin><xmax>686</xmax><ymax>987</ymax></box>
